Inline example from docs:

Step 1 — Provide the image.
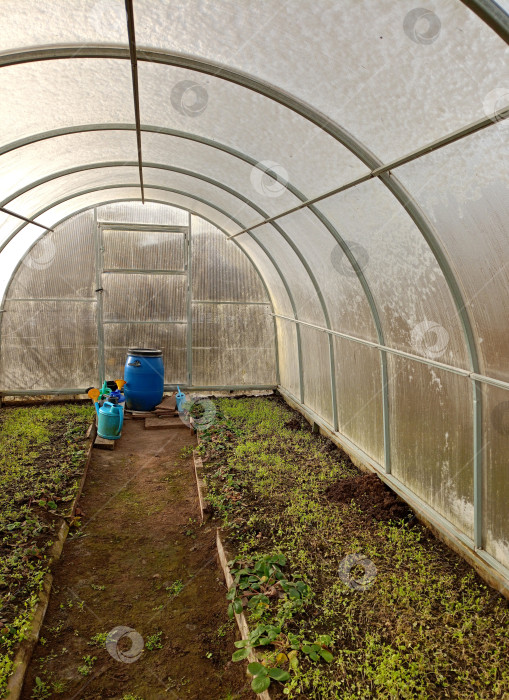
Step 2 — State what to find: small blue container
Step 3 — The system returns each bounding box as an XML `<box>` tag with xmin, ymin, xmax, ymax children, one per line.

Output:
<box><xmin>124</xmin><ymin>348</ymin><xmax>164</xmax><ymax>412</ymax></box>
<box><xmin>95</xmin><ymin>400</ymin><xmax>124</xmax><ymax>440</ymax></box>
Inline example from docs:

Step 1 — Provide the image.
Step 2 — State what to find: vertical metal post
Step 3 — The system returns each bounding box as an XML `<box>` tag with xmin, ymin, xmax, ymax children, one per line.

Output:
<box><xmin>473</xmin><ymin>378</ymin><xmax>483</xmax><ymax>548</ymax></box>
<box><xmin>94</xmin><ymin>208</ymin><xmax>105</xmax><ymax>385</ymax></box>
<box><xmin>186</xmin><ymin>212</ymin><xmax>193</xmax><ymax>387</ymax></box>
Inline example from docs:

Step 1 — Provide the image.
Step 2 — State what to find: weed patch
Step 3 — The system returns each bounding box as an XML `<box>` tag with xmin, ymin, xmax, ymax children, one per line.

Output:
<box><xmin>201</xmin><ymin>397</ymin><xmax>509</xmax><ymax>699</ymax></box>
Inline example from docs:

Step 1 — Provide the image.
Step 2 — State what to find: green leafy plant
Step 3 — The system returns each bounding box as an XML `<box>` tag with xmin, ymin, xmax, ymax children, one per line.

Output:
<box><xmin>31</xmin><ymin>676</ymin><xmax>51</xmax><ymax>699</ymax></box>
<box><xmin>231</xmin><ymin>623</ymin><xmax>282</xmax><ymax>661</ymax></box>
<box><xmin>77</xmin><ymin>654</ymin><xmax>96</xmax><ymax>676</ymax></box>
<box><xmin>145</xmin><ymin>631</ymin><xmax>163</xmax><ymax>651</ymax></box>
<box><xmin>226</xmin><ymin>554</ymin><xmax>310</xmax><ymax>620</ymax></box>
<box><xmin>166</xmin><ymin>579</ymin><xmax>184</xmax><ymax>597</ymax></box>
<box><xmin>247</xmin><ymin>661</ymin><xmax>290</xmax><ymax>694</ymax></box>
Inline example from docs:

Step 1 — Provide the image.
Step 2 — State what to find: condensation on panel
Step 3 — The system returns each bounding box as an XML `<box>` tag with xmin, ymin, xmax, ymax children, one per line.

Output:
<box><xmin>103</xmin><ymin>323</ymin><xmax>187</xmax><ymax>384</ymax></box>
<box><xmin>317</xmin><ymin>179</ymin><xmax>471</xmax><ymax>369</ymax></box>
<box><xmin>299</xmin><ymin>325</ymin><xmax>333</xmax><ymax>424</ymax></box>
<box><xmin>191</xmin><ymin>219</ymin><xmax>267</xmax><ymax>302</ymax></box>
<box><xmin>7</xmin><ymin>210</ymin><xmax>96</xmax><ymax>299</ymax></box>
<box><xmin>97</xmin><ymin>201</ymin><xmax>189</xmax><ymax>226</ymax></box>
<box><xmin>275</xmin><ymin>317</ymin><xmax>300</xmax><ymax>399</ymax></box>
<box><xmin>235</xmin><ymin>236</ymin><xmax>295</xmax><ymax>317</ymax></box>
<box><xmin>388</xmin><ymin>355</ymin><xmax>474</xmax><ymax>538</ymax></box>
<box><xmin>192</xmin><ymin>302</ymin><xmax>276</xmax><ymax>386</ymax></box>
<box><xmin>254</xmin><ymin>224</ymin><xmax>326</xmax><ymax>324</ymax></box>
<box><xmin>102</xmin><ymin>273</ymin><xmax>187</xmax><ymax>322</ymax></box>
<box><xmin>334</xmin><ymin>336</ymin><xmax>384</xmax><ymax>466</ymax></box>
<box><xmin>398</xmin><ymin>123</ymin><xmax>509</xmax><ymax>382</ymax></box>
<box><xmin>103</xmin><ymin>229</ymin><xmax>186</xmax><ymax>271</ymax></box>
<box><xmin>483</xmin><ymin>384</ymin><xmax>509</xmax><ymax>569</ymax></box>
<box><xmin>0</xmin><ymin>300</ymin><xmax>98</xmax><ymax>390</ymax></box>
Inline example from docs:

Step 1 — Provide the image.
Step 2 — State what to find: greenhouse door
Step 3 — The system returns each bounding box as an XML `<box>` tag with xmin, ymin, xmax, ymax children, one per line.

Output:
<box><xmin>95</xmin><ymin>223</ymin><xmax>190</xmax><ymax>387</ymax></box>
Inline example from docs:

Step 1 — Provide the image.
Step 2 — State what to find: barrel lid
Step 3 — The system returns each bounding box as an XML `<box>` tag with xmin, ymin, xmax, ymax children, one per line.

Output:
<box><xmin>127</xmin><ymin>347</ymin><xmax>163</xmax><ymax>357</ymax></box>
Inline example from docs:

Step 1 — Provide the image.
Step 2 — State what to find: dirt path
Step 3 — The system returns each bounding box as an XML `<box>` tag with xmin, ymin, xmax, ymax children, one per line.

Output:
<box><xmin>21</xmin><ymin>419</ymin><xmax>251</xmax><ymax>700</ymax></box>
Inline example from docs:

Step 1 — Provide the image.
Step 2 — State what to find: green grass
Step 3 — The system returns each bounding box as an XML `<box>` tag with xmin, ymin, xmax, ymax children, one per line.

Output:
<box><xmin>0</xmin><ymin>403</ymin><xmax>93</xmax><ymax>696</ymax></box>
<box><xmin>200</xmin><ymin>397</ymin><xmax>509</xmax><ymax>699</ymax></box>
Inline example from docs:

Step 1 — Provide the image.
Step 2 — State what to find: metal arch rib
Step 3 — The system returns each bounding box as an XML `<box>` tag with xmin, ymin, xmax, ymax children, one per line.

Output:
<box><xmin>0</xmin><ymin>123</ymin><xmax>389</xmax><ymax>435</ymax></box>
<box><xmin>0</xmin><ymin>45</ymin><xmax>485</xmax><ymax>533</ymax></box>
<box><xmin>0</xmin><ymin>46</ymin><xmax>480</xmax><ymax>373</ymax></box>
<box><xmin>460</xmin><ymin>0</ymin><xmax>509</xmax><ymax>44</ymax></box>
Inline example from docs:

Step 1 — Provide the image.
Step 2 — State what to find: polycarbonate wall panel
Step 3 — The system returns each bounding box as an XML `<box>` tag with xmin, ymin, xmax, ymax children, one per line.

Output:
<box><xmin>483</xmin><ymin>384</ymin><xmax>509</xmax><ymax>569</ymax></box>
<box><xmin>134</xmin><ymin>0</ymin><xmax>508</xmax><ymax>161</ymax></box>
<box><xmin>103</xmin><ymin>229</ymin><xmax>186</xmax><ymax>271</ymax></box>
<box><xmin>299</xmin><ymin>325</ymin><xmax>333</xmax><ymax>424</ymax></box>
<box><xmin>278</xmin><ymin>208</ymin><xmax>379</xmax><ymax>341</ymax></box>
<box><xmin>7</xmin><ymin>211</ymin><xmax>95</xmax><ymax>299</ymax></box>
<box><xmin>137</xmin><ymin>64</ymin><xmax>369</xmax><ymax>199</ymax></box>
<box><xmin>253</xmin><ymin>224</ymin><xmax>325</xmax><ymax>324</ymax></box>
<box><xmin>334</xmin><ymin>337</ymin><xmax>384</xmax><ymax>466</ymax></box>
<box><xmin>104</xmin><ymin>323</ymin><xmax>187</xmax><ymax>385</ymax></box>
<box><xmin>0</xmin><ymin>60</ymin><xmax>134</xmax><ymax>146</ymax></box>
<box><xmin>0</xmin><ymin>131</ymin><xmax>138</xmax><ymax>202</ymax></box>
<box><xmin>388</xmin><ymin>356</ymin><xmax>474</xmax><ymax>538</ymax></box>
<box><xmin>234</xmin><ymin>236</ymin><xmax>295</xmax><ymax>317</ymax></box>
<box><xmin>191</xmin><ymin>220</ymin><xmax>267</xmax><ymax>303</ymax></box>
<box><xmin>192</xmin><ymin>302</ymin><xmax>276</xmax><ymax>386</ymax></box>
<box><xmin>139</xmin><ymin>127</ymin><xmax>302</xmax><ymax>219</ymax></box>
<box><xmin>102</xmin><ymin>273</ymin><xmax>187</xmax><ymax>323</ymax></box>
<box><xmin>0</xmin><ymin>300</ymin><xmax>98</xmax><ymax>390</ymax></box>
<box><xmin>317</xmin><ymin>180</ymin><xmax>471</xmax><ymax>368</ymax></box>
<box><xmin>398</xmin><ymin>123</ymin><xmax>509</xmax><ymax>382</ymax></box>
<box><xmin>98</xmin><ymin>201</ymin><xmax>189</xmax><ymax>227</ymax></box>
<box><xmin>275</xmin><ymin>317</ymin><xmax>300</xmax><ymax>399</ymax></box>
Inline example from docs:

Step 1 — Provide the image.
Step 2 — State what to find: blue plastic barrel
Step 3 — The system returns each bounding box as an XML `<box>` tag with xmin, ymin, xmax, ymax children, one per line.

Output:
<box><xmin>124</xmin><ymin>348</ymin><xmax>164</xmax><ymax>412</ymax></box>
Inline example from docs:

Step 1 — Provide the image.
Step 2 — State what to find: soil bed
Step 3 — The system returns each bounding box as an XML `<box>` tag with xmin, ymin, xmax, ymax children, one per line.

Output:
<box><xmin>0</xmin><ymin>403</ymin><xmax>94</xmax><ymax>696</ymax></box>
<box><xmin>18</xmin><ymin>418</ymin><xmax>251</xmax><ymax>699</ymax></box>
<box><xmin>199</xmin><ymin>396</ymin><xmax>509</xmax><ymax>700</ymax></box>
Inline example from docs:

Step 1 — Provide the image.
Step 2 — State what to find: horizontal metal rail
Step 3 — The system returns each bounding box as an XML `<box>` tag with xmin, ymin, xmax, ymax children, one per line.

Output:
<box><xmin>227</xmin><ymin>106</ymin><xmax>509</xmax><ymax>239</ymax></box>
<box><xmin>0</xmin><ymin>385</ymin><xmax>277</xmax><ymax>396</ymax></box>
<box><xmin>272</xmin><ymin>313</ymin><xmax>509</xmax><ymax>391</ymax></box>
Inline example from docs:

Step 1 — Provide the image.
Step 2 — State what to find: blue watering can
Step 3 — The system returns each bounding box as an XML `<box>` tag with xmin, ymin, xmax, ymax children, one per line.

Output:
<box><xmin>175</xmin><ymin>386</ymin><xmax>186</xmax><ymax>413</ymax></box>
<box><xmin>95</xmin><ymin>400</ymin><xmax>124</xmax><ymax>440</ymax></box>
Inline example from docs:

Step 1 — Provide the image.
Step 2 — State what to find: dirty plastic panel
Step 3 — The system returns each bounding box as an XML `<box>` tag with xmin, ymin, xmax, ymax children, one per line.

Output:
<box><xmin>192</xmin><ymin>302</ymin><xmax>276</xmax><ymax>386</ymax></box>
<box><xmin>103</xmin><ymin>322</ymin><xmax>188</xmax><ymax>385</ymax></box>
<box><xmin>398</xmin><ymin>123</ymin><xmax>509</xmax><ymax>382</ymax></box>
<box><xmin>101</xmin><ymin>273</ymin><xmax>187</xmax><ymax>323</ymax></box>
<box><xmin>334</xmin><ymin>336</ymin><xmax>384</xmax><ymax>466</ymax></box>
<box><xmin>103</xmin><ymin>229</ymin><xmax>187</xmax><ymax>271</ymax></box>
<box><xmin>275</xmin><ymin>317</ymin><xmax>301</xmax><ymax>399</ymax></box>
<box><xmin>317</xmin><ymin>179</ymin><xmax>471</xmax><ymax>368</ymax></box>
<box><xmin>0</xmin><ymin>299</ymin><xmax>98</xmax><ymax>390</ymax></box>
<box><xmin>299</xmin><ymin>325</ymin><xmax>333</xmax><ymax>425</ymax></box>
<box><xmin>6</xmin><ymin>210</ymin><xmax>96</xmax><ymax>300</ymax></box>
<box><xmin>483</xmin><ymin>383</ymin><xmax>509</xmax><ymax>569</ymax></box>
<box><xmin>388</xmin><ymin>355</ymin><xmax>474</xmax><ymax>538</ymax></box>
<box><xmin>191</xmin><ymin>218</ymin><xmax>267</xmax><ymax>303</ymax></box>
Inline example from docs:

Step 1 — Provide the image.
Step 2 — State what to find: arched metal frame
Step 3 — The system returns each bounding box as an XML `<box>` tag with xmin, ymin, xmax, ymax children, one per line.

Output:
<box><xmin>1</xmin><ymin>9</ymin><xmax>507</xmax><ymax>555</ymax></box>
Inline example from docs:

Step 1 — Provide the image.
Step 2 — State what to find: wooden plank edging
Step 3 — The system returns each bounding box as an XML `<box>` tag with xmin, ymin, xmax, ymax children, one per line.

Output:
<box><xmin>5</xmin><ymin>422</ymin><xmax>96</xmax><ymax>700</ymax></box>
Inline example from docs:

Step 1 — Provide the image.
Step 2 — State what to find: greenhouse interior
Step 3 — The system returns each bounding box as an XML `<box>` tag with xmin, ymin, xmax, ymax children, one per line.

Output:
<box><xmin>0</xmin><ymin>1</ymin><xmax>508</xmax><ymax>699</ymax></box>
